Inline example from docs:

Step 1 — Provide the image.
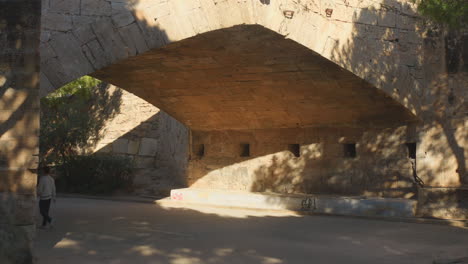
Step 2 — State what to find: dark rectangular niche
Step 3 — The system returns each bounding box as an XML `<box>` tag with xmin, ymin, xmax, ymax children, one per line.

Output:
<box><xmin>343</xmin><ymin>143</ymin><xmax>356</xmax><ymax>158</ymax></box>
<box><xmin>240</xmin><ymin>143</ymin><xmax>250</xmax><ymax>157</ymax></box>
<box><xmin>288</xmin><ymin>144</ymin><xmax>300</xmax><ymax>157</ymax></box>
<box><xmin>406</xmin><ymin>142</ymin><xmax>416</xmax><ymax>159</ymax></box>
<box><xmin>195</xmin><ymin>144</ymin><xmax>205</xmax><ymax>158</ymax></box>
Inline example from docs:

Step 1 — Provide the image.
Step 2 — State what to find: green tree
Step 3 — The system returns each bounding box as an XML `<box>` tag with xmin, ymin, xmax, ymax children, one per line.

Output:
<box><xmin>413</xmin><ymin>0</ymin><xmax>468</xmax><ymax>29</ymax></box>
<box><xmin>40</xmin><ymin>76</ymin><xmax>122</xmax><ymax>165</ymax></box>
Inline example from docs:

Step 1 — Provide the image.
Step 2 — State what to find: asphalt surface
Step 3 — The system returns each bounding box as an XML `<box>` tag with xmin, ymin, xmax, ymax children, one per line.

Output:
<box><xmin>34</xmin><ymin>197</ymin><xmax>468</xmax><ymax>264</ymax></box>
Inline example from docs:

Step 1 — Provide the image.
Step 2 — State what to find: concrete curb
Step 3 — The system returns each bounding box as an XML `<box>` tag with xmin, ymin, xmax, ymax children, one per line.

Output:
<box><xmin>170</xmin><ymin>188</ymin><xmax>417</xmax><ymax>218</ymax></box>
<box><xmin>57</xmin><ymin>193</ymin><xmax>467</xmax><ymax>228</ymax></box>
<box><xmin>158</xmin><ymin>198</ymin><xmax>468</xmax><ymax>229</ymax></box>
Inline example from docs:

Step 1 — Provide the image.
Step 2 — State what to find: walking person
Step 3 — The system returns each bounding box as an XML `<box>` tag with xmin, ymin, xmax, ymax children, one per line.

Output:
<box><xmin>37</xmin><ymin>166</ymin><xmax>56</xmax><ymax>229</ymax></box>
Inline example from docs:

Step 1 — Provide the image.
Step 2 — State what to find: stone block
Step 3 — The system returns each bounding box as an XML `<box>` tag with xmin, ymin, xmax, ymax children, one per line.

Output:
<box><xmin>81</xmin><ymin>0</ymin><xmax>111</xmax><ymax>16</ymax></box>
<box><xmin>128</xmin><ymin>140</ymin><xmax>140</xmax><ymax>155</ymax></box>
<box><xmin>377</xmin><ymin>10</ymin><xmax>396</xmax><ymax>27</ymax></box>
<box><xmin>132</xmin><ymin>169</ymin><xmax>155</xmax><ymax>187</ymax></box>
<box><xmin>0</xmin><ymin>170</ymin><xmax>37</xmax><ymax>194</ymax></box>
<box><xmin>0</xmin><ymin>88</ymin><xmax>29</xmax><ymax>110</ymax></box>
<box><xmin>49</xmin><ymin>32</ymin><xmax>94</xmax><ymax>81</ymax></box>
<box><xmin>40</xmin><ymin>30</ymin><xmax>51</xmax><ymax>43</ymax></box>
<box><xmin>417</xmin><ymin>187</ymin><xmax>468</xmax><ymax>220</ymax></box>
<box><xmin>118</xmin><ymin>22</ymin><xmax>149</xmax><ymax>55</ymax></box>
<box><xmin>39</xmin><ymin>72</ymin><xmax>54</xmax><ymax>97</ymax></box>
<box><xmin>112</xmin><ymin>11</ymin><xmax>135</xmax><ymax>28</ymax></box>
<box><xmin>40</xmin><ymin>42</ymin><xmax>56</xmax><ymax>62</ymax></box>
<box><xmin>0</xmin><ymin>110</ymin><xmax>39</xmax><ymax>141</ymax></box>
<box><xmin>354</xmin><ymin>8</ymin><xmax>378</xmax><ymax>25</ymax></box>
<box><xmin>92</xmin><ymin>18</ymin><xmax>128</xmax><ymax>62</ymax></box>
<box><xmin>72</xmin><ymin>24</ymin><xmax>96</xmax><ymax>44</ymax></box>
<box><xmin>96</xmin><ymin>143</ymin><xmax>112</xmax><ymax>153</ymax></box>
<box><xmin>42</xmin><ymin>13</ymin><xmax>73</xmax><ymax>32</ymax></box>
<box><xmin>71</xmin><ymin>15</ymin><xmax>99</xmax><ymax>27</ymax></box>
<box><xmin>83</xmin><ymin>39</ymin><xmax>107</xmax><ymax>69</ymax></box>
<box><xmin>14</xmin><ymin>195</ymin><xmax>36</xmax><ymax>226</ymax></box>
<box><xmin>139</xmin><ymin>138</ymin><xmax>158</xmax><ymax>156</ymax></box>
<box><xmin>112</xmin><ymin>138</ymin><xmax>129</xmax><ymax>154</ymax></box>
<box><xmin>111</xmin><ymin>2</ymin><xmax>128</xmax><ymax>15</ymax></box>
<box><xmin>134</xmin><ymin>157</ymin><xmax>155</xmax><ymax>169</ymax></box>
<box><xmin>396</xmin><ymin>15</ymin><xmax>417</xmax><ymax>31</ymax></box>
<box><xmin>48</xmin><ymin>0</ymin><xmax>81</xmax><ymax>15</ymax></box>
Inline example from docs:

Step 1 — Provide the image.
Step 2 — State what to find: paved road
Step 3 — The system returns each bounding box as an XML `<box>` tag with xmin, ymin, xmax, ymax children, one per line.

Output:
<box><xmin>34</xmin><ymin>198</ymin><xmax>468</xmax><ymax>264</ymax></box>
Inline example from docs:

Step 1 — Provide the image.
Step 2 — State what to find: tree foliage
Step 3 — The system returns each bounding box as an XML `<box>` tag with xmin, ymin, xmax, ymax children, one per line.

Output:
<box><xmin>414</xmin><ymin>0</ymin><xmax>468</xmax><ymax>29</ymax></box>
<box><xmin>40</xmin><ymin>76</ymin><xmax>122</xmax><ymax>165</ymax></box>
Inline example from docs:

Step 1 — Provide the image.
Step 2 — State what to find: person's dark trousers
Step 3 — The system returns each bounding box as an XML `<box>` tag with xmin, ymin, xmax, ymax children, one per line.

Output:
<box><xmin>39</xmin><ymin>199</ymin><xmax>52</xmax><ymax>226</ymax></box>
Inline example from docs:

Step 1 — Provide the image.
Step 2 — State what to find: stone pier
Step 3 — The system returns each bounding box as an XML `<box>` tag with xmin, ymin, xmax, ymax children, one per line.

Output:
<box><xmin>0</xmin><ymin>0</ymin><xmax>41</xmax><ymax>263</ymax></box>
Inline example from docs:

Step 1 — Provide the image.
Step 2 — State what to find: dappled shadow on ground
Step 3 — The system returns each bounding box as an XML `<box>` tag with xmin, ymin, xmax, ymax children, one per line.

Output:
<box><xmin>34</xmin><ymin>198</ymin><xmax>468</xmax><ymax>264</ymax></box>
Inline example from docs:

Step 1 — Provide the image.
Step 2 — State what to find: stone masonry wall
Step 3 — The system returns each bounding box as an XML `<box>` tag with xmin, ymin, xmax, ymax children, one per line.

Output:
<box><xmin>89</xmin><ymin>85</ymin><xmax>189</xmax><ymax>196</ymax></box>
<box><xmin>189</xmin><ymin>126</ymin><xmax>419</xmax><ymax>198</ymax></box>
<box><xmin>0</xmin><ymin>0</ymin><xmax>40</xmax><ymax>263</ymax></box>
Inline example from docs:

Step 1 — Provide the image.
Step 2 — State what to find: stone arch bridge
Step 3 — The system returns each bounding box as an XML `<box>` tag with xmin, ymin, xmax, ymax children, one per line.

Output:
<box><xmin>0</xmin><ymin>0</ymin><xmax>467</xmax><ymax>259</ymax></box>
<box><xmin>37</xmin><ymin>0</ymin><xmax>466</xmax><ymax>190</ymax></box>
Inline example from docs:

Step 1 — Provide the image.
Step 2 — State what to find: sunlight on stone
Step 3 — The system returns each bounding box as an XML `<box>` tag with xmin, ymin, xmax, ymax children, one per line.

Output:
<box><xmin>128</xmin><ymin>245</ymin><xmax>163</xmax><ymax>256</ymax></box>
<box><xmin>54</xmin><ymin>238</ymin><xmax>81</xmax><ymax>249</ymax></box>
<box><xmin>0</xmin><ymin>75</ymin><xmax>6</xmax><ymax>86</ymax></box>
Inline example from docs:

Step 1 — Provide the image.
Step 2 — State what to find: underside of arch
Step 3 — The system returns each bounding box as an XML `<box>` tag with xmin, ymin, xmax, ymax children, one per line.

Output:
<box><xmin>92</xmin><ymin>24</ymin><xmax>417</xmax><ymax>131</ymax></box>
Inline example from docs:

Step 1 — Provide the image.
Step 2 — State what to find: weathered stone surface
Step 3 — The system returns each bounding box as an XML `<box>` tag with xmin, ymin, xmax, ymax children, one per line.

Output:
<box><xmin>188</xmin><ymin>127</ymin><xmax>417</xmax><ymax>197</ymax></box>
<box><xmin>49</xmin><ymin>32</ymin><xmax>94</xmax><ymax>83</ymax></box>
<box><xmin>48</xmin><ymin>0</ymin><xmax>80</xmax><ymax>15</ymax></box>
<box><xmin>42</xmin><ymin>12</ymin><xmax>73</xmax><ymax>32</ymax></box>
<box><xmin>112</xmin><ymin>10</ymin><xmax>135</xmax><ymax>28</ymax></box>
<box><xmin>118</xmin><ymin>22</ymin><xmax>149</xmax><ymax>55</ymax></box>
<box><xmin>80</xmin><ymin>0</ymin><xmax>111</xmax><ymax>16</ymax></box>
<box><xmin>92</xmin><ymin>18</ymin><xmax>128</xmax><ymax>63</ymax></box>
<box><xmin>134</xmin><ymin>156</ymin><xmax>155</xmax><ymax>169</ymax></box>
<box><xmin>417</xmin><ymin>187</ymin><xmax>468</xmax><ymax>220</ymax></box>
<box><xmin>71</xmin><ymin>15</ymin><xmax>100</xmax><ymax>28</ymax></box>
<box><xmin>72</xmin><ymin>23</ymin><xmax>96</xmax><ymax>44</ymax></box>
<box><xmin>1</xmin><ymin>0</ymin><xmax>40</xmax><ymax>262</ymax></box>
<box><xmin>93</xmin><ymin>25</ymin><xmax>417</xmax><ymax>130</ymax></box>
<box><xmin>112</xmin><ymin>138</ymin><xmax>129</xmax><ymax>154</ymax></box>
<box><xmin>83</xmin><ymin>39</ymin><xmax>108</xmax><ymax>69</ymax></box>
<box><xmin>128</xmin><ymin>140</ymin><xmax>140</xmax><ymax>155</ymax></box>
<box><xmin>139</xmin><ymin>138</ymin><xmax>158</xmax><ymax>156</ymax></box>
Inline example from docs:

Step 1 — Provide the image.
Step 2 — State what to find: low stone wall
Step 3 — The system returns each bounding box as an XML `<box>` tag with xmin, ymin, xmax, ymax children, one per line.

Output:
<box><xmin>88</xmin><ymin>85</ymin><xmax>189</xmax><ymax>196</ymax></box>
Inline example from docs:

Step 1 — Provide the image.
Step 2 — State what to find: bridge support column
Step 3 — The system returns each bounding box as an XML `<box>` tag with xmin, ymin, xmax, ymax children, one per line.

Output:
<box><xmin>0</xmin><ymin>0</ymin><xmax>41</xmax><ymax>263</ymax></box>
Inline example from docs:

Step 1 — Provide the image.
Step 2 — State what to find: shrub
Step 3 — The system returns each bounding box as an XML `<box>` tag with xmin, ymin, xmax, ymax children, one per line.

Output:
<box><xmin>56</xmin><ymin>155</ymin><xmax>134</xmax><ymax>194</ymax></box>
<box><xmin>40</xmin><ymin>76</ymin><xmax>122</xmax><ymax>166</ymax></box>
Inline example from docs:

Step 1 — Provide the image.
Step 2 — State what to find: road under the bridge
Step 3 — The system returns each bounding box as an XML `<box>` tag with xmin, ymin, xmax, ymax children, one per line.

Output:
<box><xmin>35</xmin><ymin>198</ymin><xmax>468</xmax><ymax>264</ymax></box>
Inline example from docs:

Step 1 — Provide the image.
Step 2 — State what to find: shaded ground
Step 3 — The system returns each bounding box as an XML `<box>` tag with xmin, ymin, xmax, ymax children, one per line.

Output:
<box><xmin>34</xmin><ymin>198</ymin><xmax>468</xmax><ymax>264</ymax></box>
